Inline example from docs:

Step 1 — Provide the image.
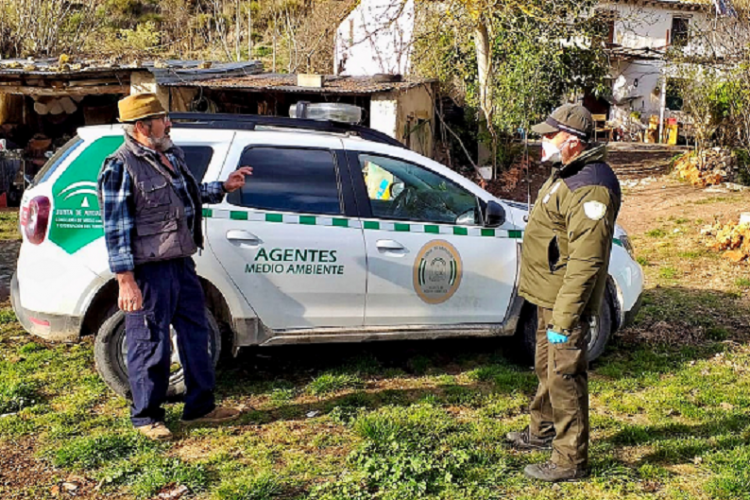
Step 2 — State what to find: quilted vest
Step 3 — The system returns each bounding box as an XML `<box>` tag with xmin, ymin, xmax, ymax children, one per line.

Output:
<box><xmin>110</xmin><ymin>136</ymin><xmax>202</xmax><ymax>266</ymax></box>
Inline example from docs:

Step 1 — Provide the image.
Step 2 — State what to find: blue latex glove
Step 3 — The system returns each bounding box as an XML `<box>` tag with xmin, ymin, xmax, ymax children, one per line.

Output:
<box><xmin>547</xmin><ymin>329</ymin><xmax>569</xmax><ymax>344</ymax></box>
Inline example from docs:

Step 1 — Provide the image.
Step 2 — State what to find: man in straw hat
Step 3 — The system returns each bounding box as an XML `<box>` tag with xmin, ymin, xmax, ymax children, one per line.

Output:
<box><xmin>98</xmin><ymin>93</ymin><xmax>253</xmax><ymax>441</ymax></box>
<box><xmin>506</xmin><ymin>104</ymin><xmax>621</xmax><ymax>481</ymax></box>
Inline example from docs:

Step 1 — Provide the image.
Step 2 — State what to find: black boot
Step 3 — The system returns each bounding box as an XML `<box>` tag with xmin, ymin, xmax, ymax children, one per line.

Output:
<box><xmin>524</xmin><ymin>461</ymin><xmax>589</xmax><ymax>482</ymax></box>
<box><xmin>506</xmin><ymin>427</ymin><xmax>553</xmax><ymax>451</ymax></box>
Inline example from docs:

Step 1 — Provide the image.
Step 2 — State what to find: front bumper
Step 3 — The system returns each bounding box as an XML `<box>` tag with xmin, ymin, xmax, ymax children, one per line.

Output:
<box><xmin>622</xmin><ymin>292</ymin><xmax>643</xmax><ymax>328</ymax></box>
<box><xmin>11</xmin><ymin>272</ymin><xmax>82</xmax><ymax>342</ymax></box>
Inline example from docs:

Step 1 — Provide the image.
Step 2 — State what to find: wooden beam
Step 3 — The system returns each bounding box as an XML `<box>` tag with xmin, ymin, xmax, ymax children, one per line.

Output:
<box><xmin>67</xmin><ymin>78</ymin><xmax>125</xmax><ymax>87</ymax></box>
<box><xmin>0</xmin><ymin>85</ymin><xmax>128</xmax><ymax>97</ymax></box>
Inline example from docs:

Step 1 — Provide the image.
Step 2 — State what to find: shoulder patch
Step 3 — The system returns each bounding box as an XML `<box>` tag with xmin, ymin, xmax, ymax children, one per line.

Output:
<box><xmin>583</xmin><ymin>201</ymin><xmax>607</xmax><ymax>220</ymax></box>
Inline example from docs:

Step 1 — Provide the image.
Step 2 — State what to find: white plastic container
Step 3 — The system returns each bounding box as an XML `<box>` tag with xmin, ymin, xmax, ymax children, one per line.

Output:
<box><xmin>289</xmin><ymin>103</ymin><xmax>362</xmax><ymax>124</ymax></box>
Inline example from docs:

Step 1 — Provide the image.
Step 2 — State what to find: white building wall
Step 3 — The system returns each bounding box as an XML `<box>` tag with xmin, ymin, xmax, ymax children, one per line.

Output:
<box><xmin>370</xmin><ymin>85</ymin><xmax>435</xmax><ymax>158</ymax></box>
<box><xmin>604</xmin><ymin>3</ymin><xmax>717</xmax><ymax>54</ymax></box>
<box><xmin>599</xmin><ymin>2</ymin><xmax>734</xmax><ymax>127</ymax></box>
<box><xmin>334</xmin><ymin>0</ymin><xmax>415</xmax><ymax>76</ymax></box>
<box><xmin>610</xmin><ymin>59</ymin><xmax>666</xmax><ymax>122</ymax></box>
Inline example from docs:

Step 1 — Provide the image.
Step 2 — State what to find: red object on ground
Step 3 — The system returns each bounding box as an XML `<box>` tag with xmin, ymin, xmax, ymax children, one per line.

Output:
<box><xmin>0</xmin><ymin>193</ymin><xmax>7</xmax><ymax>208</ymax></box>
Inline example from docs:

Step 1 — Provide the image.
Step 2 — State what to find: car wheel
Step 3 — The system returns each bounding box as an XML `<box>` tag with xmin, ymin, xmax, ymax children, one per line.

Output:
<box><xmin>515</xmin><ymin>290</ymin><xmax>613</xmax><ymax>364</ymax></box>
<box><xmin>94</xmin><ymin>307</ymin><xmax>222</xmax><ymax>400</ymax></box>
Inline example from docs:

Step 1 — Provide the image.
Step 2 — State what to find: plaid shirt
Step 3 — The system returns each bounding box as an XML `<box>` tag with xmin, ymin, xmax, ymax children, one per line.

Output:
<box><xmin>98</xmin><ymin>138</ymin><xmax>225</xmax><ymax>274</ymax></box>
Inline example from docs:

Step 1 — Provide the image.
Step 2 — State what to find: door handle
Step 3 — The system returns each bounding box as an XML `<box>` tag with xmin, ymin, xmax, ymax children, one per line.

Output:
<box><xmin>226</xmin><ymin>230</ymin><xmax>261</xmax><ymax>246</ymax></box>
<box><xmin>376</xmin><ymin>239</ymin><xmax>406</xmax><ymax>252</ymax></box>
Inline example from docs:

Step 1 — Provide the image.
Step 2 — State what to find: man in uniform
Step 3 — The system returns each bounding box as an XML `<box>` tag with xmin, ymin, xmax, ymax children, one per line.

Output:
<box><xmin>506</xmin><ymin>104</ymin><xmax>621</xmax><ymax>481</ymax></box>
<box><xmin>98</xmin><ymin>93</ymin><xmax>253</xmax><ymax>441</ymax></box>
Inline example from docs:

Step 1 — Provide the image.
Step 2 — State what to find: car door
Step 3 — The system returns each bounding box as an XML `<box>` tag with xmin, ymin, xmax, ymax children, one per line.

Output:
<box><xmin>345</xmin><ymin>146</ymin><xmax>519</xmax><ymax>326</ymax></box>
<box><xmin>205</xmin><ymin>131</ymin><xmax>367</xmax><ymax>330</ymax></box>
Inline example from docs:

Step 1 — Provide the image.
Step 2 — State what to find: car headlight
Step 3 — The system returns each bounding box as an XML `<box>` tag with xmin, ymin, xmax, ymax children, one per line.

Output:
<box><xmin>618</xmin><ymin>234</ymin><xmax>636</xmax><ymax>260</ymax></box>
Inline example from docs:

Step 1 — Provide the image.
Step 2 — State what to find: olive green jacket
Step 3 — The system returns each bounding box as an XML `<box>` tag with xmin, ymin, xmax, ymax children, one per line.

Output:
<box><xmin>518</xmin><ymin>144</ymin><xmax>622</xmax><ymax>333</ymax></box>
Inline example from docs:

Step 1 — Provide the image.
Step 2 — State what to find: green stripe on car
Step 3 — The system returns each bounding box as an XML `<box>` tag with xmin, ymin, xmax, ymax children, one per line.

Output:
<box><xmin>203</xmin><ymin>209</ymin><xmax>527</xmax><ymax>239</ymax></box>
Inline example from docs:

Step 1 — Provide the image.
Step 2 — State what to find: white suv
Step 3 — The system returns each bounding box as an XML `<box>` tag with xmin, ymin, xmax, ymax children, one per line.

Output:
<box><xmin>12</xmin><ymin>111</ymin><xmax>644</xmax><ymax>398</ymax></box>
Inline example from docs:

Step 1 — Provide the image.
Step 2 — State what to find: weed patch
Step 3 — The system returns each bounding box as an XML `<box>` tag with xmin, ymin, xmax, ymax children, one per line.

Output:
<box><xmin>97</xmin><ymin>451</ymin><xmax>209</xmax><ymax>498</ymax></box>
<box><xmin>307</xmin><ymin>372</ymin><xmax>364</xmax><ymax>396</ymax></box>
<box><xmin>658</xmin><ymin>266</ymin><xmax>678</xmax><ymax>279</ymax></box>
<box><xmin>646</xmin><ymin>228</ymin><xmax>667</xmax><ymax>238</ymax></box>
<box><xmin>0</xmin><ymin>378</ymin><xmax>39</xmax><ymax>415</ymax></box>
<box><xmin>0</xmin><ymin>309</ymin><xmax>17</xmax><ymax>324</ymax></box>
<box><xmin>215</xmin><ymin>471</ymin><xmax>284</xmax><ymax>500</ymax></box>
<box><xmin>52</xmin><ymin>432</ymin><xmax>159</xmax><ymax>469</ymax></box>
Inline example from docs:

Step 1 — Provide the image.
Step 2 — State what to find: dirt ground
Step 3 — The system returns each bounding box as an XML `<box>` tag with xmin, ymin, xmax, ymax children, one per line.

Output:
<box><xmin>497</xmin><ymin>143</ymin><xmax>745</xmax><ymax>235</ymax></box>
<box><xmin>0</xmin><ymin>439</ymin><xmax>129</xmax><ymax>500</ymax></box>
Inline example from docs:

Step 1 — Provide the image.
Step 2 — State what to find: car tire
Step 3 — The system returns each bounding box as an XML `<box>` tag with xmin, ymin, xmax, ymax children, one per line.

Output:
<box><xmin>515</xmin><ymin>290</ymin><xmax>613</xmax><ymax>364</ymax></box>
<box><xmin>94</xmin><ymin>307</ymin><xmax>222</xmax><ymax>400</ymax></box>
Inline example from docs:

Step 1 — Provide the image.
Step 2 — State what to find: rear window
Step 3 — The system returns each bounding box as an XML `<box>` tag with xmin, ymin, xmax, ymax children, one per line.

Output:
<box><xmin>32</xmin><ymin>136</ymin><xmax>84</xmax><ymax>186</ymax></box>
<box><xmin>227</xmin><ymin>147</ymin><xmax>342</xmax><ymax>215</ymax></box>
<box><xmin>182</xmin><ymin>146</ymin><xmax>214</xmax><ymax>182</ymax></box>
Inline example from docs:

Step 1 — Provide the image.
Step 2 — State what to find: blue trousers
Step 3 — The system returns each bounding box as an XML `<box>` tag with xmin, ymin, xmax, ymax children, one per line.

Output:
<box><xmin>125</xmin><ymin>257</ymin><xmax>215</xmax><ymax>427</ymax></box>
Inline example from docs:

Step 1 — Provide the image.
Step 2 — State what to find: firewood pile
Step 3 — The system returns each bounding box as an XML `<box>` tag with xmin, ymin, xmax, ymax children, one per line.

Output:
<box><xmin>673</xmin><ymin>148</ymin><xmax>739</xmax><ymax>187</ymax></box>
<box><xmin>701</xmin><ymin>218</ymin><xmax>750</xmax><ymax>262</ymax></box>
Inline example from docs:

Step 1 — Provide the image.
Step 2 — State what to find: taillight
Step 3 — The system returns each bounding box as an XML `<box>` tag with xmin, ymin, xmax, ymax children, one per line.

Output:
<box><xmin>25</xmin><ymin>196</ymin><xmax>51</xmax><ymax>245</ymax></box>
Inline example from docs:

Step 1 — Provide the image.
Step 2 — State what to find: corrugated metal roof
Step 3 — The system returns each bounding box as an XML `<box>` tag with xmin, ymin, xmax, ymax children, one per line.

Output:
<box><xmin>606</xmin><ymin>0</ymin><xmax>715</xmax><ymax>8</ymax></box>
<box><xmin>0</xmin><ymin>59</ymin><xmax>262</xmax><ymax>81</ymax></box>
<box><xmin>163</xmin><ymin>73</ymin><xmax>435</xmax><ymax>95</ymax></box>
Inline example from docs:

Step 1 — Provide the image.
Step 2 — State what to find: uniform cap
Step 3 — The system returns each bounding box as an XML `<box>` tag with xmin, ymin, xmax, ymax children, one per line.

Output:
<box><xmin>118</xmin><ymin>93</ymin><xmax>167</xmax><ymax>123</ymax></box>
<box><xmin>532</xmin><ymin>104</ymin><xmax>594</xmax><ymax>141</ymax></box>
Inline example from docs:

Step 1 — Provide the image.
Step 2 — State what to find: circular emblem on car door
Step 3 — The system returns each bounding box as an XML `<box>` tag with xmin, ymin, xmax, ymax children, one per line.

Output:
<box><xmin>413</xmin><ymin>240</ymin><xmax>463</xmax><ymax>304</ymax></box>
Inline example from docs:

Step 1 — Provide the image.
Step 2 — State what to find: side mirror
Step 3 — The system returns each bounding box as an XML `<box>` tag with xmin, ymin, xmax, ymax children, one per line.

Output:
<box><xmin>484</xmin><ymin>200</ymin><xmax>506</xmax><ymax>228</ymax></box>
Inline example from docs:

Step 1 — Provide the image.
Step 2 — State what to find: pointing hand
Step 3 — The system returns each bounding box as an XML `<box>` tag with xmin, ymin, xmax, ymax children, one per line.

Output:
<box><xmin>223</xmin><ymin>166</ymin><xmax>253</xmax><ymax>193</ymax></box>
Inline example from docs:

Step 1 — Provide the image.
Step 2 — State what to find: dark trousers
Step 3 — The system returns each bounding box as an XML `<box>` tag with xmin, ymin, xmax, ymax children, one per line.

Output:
<box><xmin>529</xmin><ymin>306</ymin><xmax>590</xmax><ymax>467</ymax></box>
<box><xmin>125</xmin><ymin>257</ymin><xmax>215</xmax><ymax>427</ymax></box>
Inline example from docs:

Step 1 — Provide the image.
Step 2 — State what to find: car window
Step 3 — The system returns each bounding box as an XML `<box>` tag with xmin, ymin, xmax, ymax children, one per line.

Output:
<box><xmin>32</xmin><ymin>136</ymin><xmax>84</xmax><ymax>186</ymax></box>
<box><xmin>181</xmin><ymin>146</ymin><xmax>214</xmax><ymax>182</ymax></box>
<box><xmin>358</xmin><ymin>154</ymin><xmax>479</xmax><ymax>225</ymax></box>
<box><xmin>227</xmin><ymin>147</ymin><xmax>342</xmax><ymax>215</ymax></box>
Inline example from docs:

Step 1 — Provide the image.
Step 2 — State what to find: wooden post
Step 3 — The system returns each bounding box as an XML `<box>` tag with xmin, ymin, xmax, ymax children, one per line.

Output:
<box><xmin>0</xmin><ymin>94</ymin><xmax>25</xmax><ymax>124</ymax></box>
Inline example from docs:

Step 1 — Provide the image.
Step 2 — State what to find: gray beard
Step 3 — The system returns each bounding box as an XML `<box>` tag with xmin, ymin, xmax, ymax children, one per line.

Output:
<box><xmin>147</xmin><ymin>135</ymin><xmax>173</xmax><ymax>152</ymax></box>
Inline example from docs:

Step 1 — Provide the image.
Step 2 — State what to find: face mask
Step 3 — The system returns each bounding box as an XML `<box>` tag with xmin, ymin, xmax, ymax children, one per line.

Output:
<box><xmin>541</xmin><ymin>140</ymin><xmax>562</xmax><ymax>163</ymax></box>
<box><xmin>541</xmin><ymin>137</ymin><xmax>574</xmax><ymax>164</ymax></box>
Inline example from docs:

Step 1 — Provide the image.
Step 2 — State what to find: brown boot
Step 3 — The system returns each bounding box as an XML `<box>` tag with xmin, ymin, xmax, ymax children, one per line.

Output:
<box><xmin>181</xmin><ymin>406</ymin><xmax>241</xmax><ymax>426</ymax></box>
<box><xmin>506</xmin><ymin>427</ymin><xmax>553</xmax><ymax>451</ymax></box>
<box><xmin>524</xmin><ymin>461</ymin><xmax>589</xmax><ymax>482</ymax></box>
<box><xmin>135</xmin><ymin>422</ymin><xmax>173</xmax><ymax>441</ymax></box>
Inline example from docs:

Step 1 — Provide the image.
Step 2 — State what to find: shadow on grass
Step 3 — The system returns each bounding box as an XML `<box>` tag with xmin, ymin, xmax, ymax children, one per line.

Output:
<box><xmin>213</xmin><ymin>336</ymin><xmax>538</xmax><ymax>424</ymax></box>
<box><xmin>605</xmin><ymin>414</ymin><xmax>750</xmax><ymax>467</ymax></box>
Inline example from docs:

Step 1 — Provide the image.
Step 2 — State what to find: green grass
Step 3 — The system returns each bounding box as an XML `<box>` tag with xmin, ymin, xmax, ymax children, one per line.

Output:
<box><xmin>646</xmin><ymin>228</ymin><xmax>667</xmax><ymax>238</ymax></box>
<box><xmin>0</xmin><ymin>378</ymin><xmax>39</xmax><ymax>414</ymax></box>
<box><xmin>215</xmin><ymin>471</ymin><xmax>285</xmax><ymax>500</ymax></box>
<box><xmin>2</xmin><ymin>209</ymin><xmax>750</xmax><ymax>499</ymax></box>
<box><xmin>52</xmin><ymin>432</ymin><xmax>159</xmax><ymax>469</ymax></box>
<box><xmin>677</xmin><ymin>250</ymin><xmax>704</xmax><ymax>259</ymax></box>
<box><xmin>306</xmin><ymin>372</ymin><xmax>364</xmax><ymax>396</ymax></box>
<box><xmin>0</xmin><ymin>210</ymin><xmax>21</xmax><ymax>241</ymax></box>
<box><xmin>658</xmin><ymin>266</ymin><xmax>678</xmax><ymax>279</ymax></box>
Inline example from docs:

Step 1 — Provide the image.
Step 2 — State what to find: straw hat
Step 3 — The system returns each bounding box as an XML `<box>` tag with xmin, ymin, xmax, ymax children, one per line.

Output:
<box><xmin>118</xmin><ymin>93</ymin><xmax>167</xmax><ymax>123</ymax></box>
